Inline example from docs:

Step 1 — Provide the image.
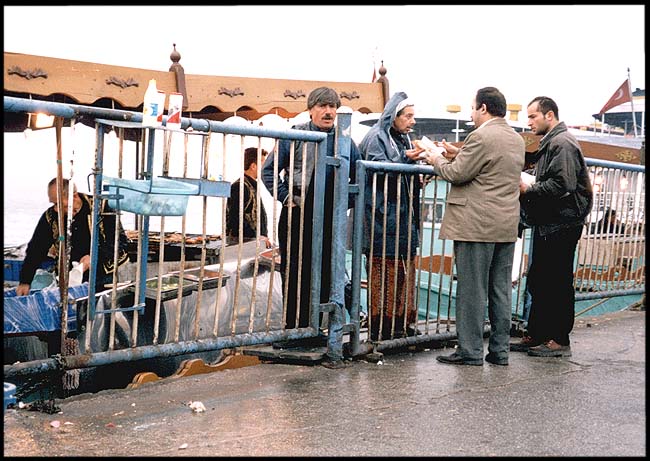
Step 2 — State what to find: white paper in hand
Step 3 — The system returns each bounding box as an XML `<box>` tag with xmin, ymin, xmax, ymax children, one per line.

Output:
<box><xmin>520</xmin><ymin>171</ymin><xmax>536</xmax><ymax>186</ymax></box>
<box><xmin>417</xmin><ymin>136</ymin><xmax>446</xmax><ymax>159</ymax></box>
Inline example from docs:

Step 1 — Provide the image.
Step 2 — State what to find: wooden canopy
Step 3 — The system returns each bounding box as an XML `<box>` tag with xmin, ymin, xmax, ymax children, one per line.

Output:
<box><xmin>4</xmin><ymin>45</ymin><xmax>390</xmax><ymax>132</ymax></box>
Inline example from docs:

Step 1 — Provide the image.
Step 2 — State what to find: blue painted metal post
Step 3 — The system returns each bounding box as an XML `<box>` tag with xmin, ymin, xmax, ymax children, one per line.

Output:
<box><xmin>326</xmin><ymin>108</ymin><xmax>353</xmax><ymax>361</ymax></box>
<box><xmin>309</xmin><ymin>138</ymin><xmax>327</xmax><ymax>332</ymax></box>
<box><xmin>351</xmin><ymin>161</ymin><xmax>367</xmax><ymax>356</ymax></box>
<box><xmin>87</xmin><ymin>124</ymin><xmax>105</xmax><ymax>318</ymax></box>
<box><xmin>136</xmin><ymin>128</ymin><xmax>157</xmax><ymax>308</ymax></box>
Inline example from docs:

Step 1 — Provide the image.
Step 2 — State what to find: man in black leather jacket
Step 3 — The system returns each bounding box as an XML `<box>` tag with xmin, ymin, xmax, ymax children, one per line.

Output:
<box><xmin>514</xmin><ymin>96</ymin><xmax>593</xmax><ymax>358</ymax></box>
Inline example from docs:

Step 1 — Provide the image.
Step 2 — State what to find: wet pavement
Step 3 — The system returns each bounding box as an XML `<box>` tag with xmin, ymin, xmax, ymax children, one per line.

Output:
<box><xmin>4</xmin><ymin>308</ymin><xmax>645</xmax><ymax>457</ymax></box>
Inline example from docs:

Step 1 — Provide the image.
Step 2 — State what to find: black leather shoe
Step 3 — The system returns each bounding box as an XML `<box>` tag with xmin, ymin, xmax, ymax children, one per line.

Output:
<box><xmin>436</xmin><ymin>352</ymin><xmax>483</xmax><ymax>366</ymax></box>
<box><xmin>485</xmin><ymin>352</ymin><xmax>509</xmax><ymax>366</ymax></box>
<box><xmin>510</xmin><ymin>335</ymin><xmax>541</xmax><ymax>352</ymax></box>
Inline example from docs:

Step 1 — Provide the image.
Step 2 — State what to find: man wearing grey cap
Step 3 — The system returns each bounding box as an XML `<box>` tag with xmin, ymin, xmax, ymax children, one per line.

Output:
<box><xmin>262</xmin><ymin>87</ymin><xmax>361</xmax><ymax>368</ymax></box>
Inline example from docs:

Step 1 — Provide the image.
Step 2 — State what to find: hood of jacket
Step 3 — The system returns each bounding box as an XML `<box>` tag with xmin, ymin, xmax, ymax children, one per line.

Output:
<box><xmin>359</xmin><ymin>91</ymin><xmax>409</xmax><ymax>162</ymax></box>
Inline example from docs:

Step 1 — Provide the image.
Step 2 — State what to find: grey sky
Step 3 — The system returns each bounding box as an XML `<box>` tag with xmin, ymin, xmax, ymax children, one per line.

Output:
<box><xmin>4</xmin><ymin>5</ymin><xmax>645</xmax><ymax>125</ymax></box>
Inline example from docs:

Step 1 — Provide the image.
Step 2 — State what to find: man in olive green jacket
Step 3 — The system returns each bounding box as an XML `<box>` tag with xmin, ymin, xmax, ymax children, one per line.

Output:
<box><xmin>425</xmin><ymin>87</ymin><xmax>525</xmax><ymax>366</ymax></box>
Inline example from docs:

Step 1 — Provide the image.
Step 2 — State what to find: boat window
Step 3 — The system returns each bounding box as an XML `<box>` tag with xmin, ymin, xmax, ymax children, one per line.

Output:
<box><xmin>422</xmin><ymin>199</ymin><xmax>444</xmax><ymax>226</ymax></box>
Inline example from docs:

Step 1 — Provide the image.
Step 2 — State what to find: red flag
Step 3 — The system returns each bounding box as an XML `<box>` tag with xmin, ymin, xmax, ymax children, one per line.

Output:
<box><xmin>599</xmin><ymin>79</ymin><xmax>631</xmax><ymax>114</ymax></box>
<box><xmin>372</xmin><ymin>64</ymin><xmax>377</xmax><ymax>83</ymax></box>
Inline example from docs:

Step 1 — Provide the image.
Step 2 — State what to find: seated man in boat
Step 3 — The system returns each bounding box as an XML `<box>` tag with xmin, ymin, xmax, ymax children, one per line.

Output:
<box><xmin>15</xmin><ymin>177</ymin><xmax>129</xmax><ymax>296</ymax></box>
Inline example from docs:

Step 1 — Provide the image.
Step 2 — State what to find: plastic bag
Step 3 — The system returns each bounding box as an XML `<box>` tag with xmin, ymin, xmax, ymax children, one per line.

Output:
<box><xmin>68</xmin><ymin>261</ymin><xmax>84</xmax><ymax>287</ymax></box>
<box><xmin>31</xmin><ymin>268</ymin><xmax>57</xmax><ymax>290</ymax></box>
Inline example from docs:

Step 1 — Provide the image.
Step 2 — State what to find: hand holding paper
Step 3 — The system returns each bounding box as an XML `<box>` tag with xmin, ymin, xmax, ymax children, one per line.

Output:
<box><xmin>413</xmin><ymin>136</ymin><xmax>446</xmax><ymax>160</ymax></box>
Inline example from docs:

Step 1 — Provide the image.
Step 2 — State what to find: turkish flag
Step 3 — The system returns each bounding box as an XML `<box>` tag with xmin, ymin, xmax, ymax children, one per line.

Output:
<box><xmin>599</xmin><ymin>79</ymin><xmax>631</xmax><ymax>114</ymax></box>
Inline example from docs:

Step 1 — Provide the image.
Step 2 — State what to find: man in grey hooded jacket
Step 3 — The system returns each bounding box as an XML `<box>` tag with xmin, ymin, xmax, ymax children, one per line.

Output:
<box><xmin>359</xmin><ymin>91</ymin><xmax>423</xmax><ymax>341</ymax></box>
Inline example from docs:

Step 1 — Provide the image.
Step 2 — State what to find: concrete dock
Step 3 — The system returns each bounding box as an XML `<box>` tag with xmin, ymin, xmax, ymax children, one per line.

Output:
<box><xmin>4</xmin><ymin>308</ymin><xmax>645</xmax><ymax>457</ymax></box>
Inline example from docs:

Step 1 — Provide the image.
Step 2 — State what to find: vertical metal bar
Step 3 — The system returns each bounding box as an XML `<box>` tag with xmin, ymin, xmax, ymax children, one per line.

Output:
<box><xmin>390</xmin><ymin>173</ymin><xmax>402</xmax><ymax>337</ymax></box>
<box><xmin>264</xmin><ymin>138</ymin><xmax>281</xmax><ymax>332</ymax></box>
<box><xmin>87</xmin><ymin>122</ymin><xmax>105</xmax><ymax>322</ymax></box>
<box><xmin>350</xmin><ymin>160</ymin><xmax>366</xmax><ymax>355</ymax></box>
<box><xmin>379</xmin><ymin>174</ymin><xmax>389</xmax><ymax>339</ymax></box>
<box><xmin>368</xmin><ymin>173</ymin><xmax>378</xmax><ymax>340</ymax></box>
<box><xmin>110</xmin><ymin>127</ymin><xmax>129</xmax><ymax>346</ymax></box>
<box><xmin>282</xmin><ymin>141</ymin><xmax>296</xmax><ymax>331</ymax></box>
<box><xmin>194</xmin><ymin>133</ymin><xmax>211</xmax><ymax>339</ymax></box>
<box><xmin>296</xmin><ymin>142</ymin><xmax>308</xmax><ymax>328</ymax></box>
<box><xmin>174</xmin><ymin>132</ymin><xmax>191</xmax><ymax>342</ymax></box>
<box><xmin>54</xmin><ymin>117</ymin><xmax>69</xmax><ymax>350</ymax></box>
<box><xmin>213</xmin><ymin>133</ymin><xmax>226</xmax><ymax>337</ymax></box>
<box><xmin>328</xmin><ymin>108</ymin><xmax>352</xmax><ymax>357</ymax></box>
<box><xmin>153</xmin><ymin>216</ymin><xmax>166</xmax><ymax>345</ymax></box>
<box><xmin>404</xmin><ymin>174</ymin><xmax>415</xmax><ymax>333</ymax></box>
<box><xmin>137</xmin><ymin>128</ymin><xmax>155</xmax><ymax>315</ymax></box>
<box><xmin>247</xmin><ymin>139</ymin><xmax>263</xmax><ymax>334</ymax></box>
<box><xmin>415</xmin><ymin>178</ymin><xmax>428</xmax><ymax>333</ymax></box>
<box><xmin>231</xmin><ymin>138</ymin><xmax>245</xmax><ymax>334</ymax></box>
<box><xmin>424</xmin><ymin>180</ymin><xmax>437</xmax><ymax>331</ymax></box>
<box><xmin>310</xmin><ymin>136</ymin><xmax>328</xmax><ymax>332</ymax></box>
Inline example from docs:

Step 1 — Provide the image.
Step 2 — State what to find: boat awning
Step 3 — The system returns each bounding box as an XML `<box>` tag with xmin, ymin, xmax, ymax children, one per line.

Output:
<box><xmin>4</xmin><ymin>49</ymin><xmax>389</xmax><ymax>133</ymax></box>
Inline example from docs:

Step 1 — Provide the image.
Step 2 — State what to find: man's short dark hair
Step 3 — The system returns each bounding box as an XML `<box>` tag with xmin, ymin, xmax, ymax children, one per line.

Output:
<box><xmin>476</xmin><ymin>87</ymin><xmax>507</xmax><ymax>118</ymax></box>
<box><xmin>307</xmin><ymin>87</ymin><xmax>341</xmax><ymax>110</ymax></box>
<box><xmin>528</xmin><ymin>96</ymin><xmax>559</xmax><ymax>120</ymax></box>
<box><xmin>243</xmin><ymin>147</ymin><xmax>268</xmax><ymax>170</ymax></box>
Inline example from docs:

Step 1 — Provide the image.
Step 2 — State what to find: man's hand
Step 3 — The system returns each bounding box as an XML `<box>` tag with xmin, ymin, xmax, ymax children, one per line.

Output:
<box><xmin>438</xmin><ymin>140</ymin><xmax>459</xmax><ymax>160</ymax></box>
<box><xmin>424</xmin><ymin>151</ymin><xmax>444</xmax><ymax>165</ymax></box>
<box><xmin>16</xmin><ymin>283</ymin><xmax>31</xmax><ymax>296</ymax></box>
<box><xmin>79</xmin><ymin>255</ymin><xmax>91</xmax><ymax>272</ymax></box>
<box><xmin>405</xmin><ymin>147</ymin><xmax>425</xmax><ymax>161</ymax></box>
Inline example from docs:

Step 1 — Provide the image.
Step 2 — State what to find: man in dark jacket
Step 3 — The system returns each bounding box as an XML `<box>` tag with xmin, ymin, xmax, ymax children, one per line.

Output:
<box><xmin>226</xmin><ymin>147</ymin><xmax>269</xmax><ymax>247</ymax></box>
<box><xmin>16</xmin><ymin>177</ymin><xmax>129</xmax><ymax>296</ymax></box>
<box><xmin>513</xmin><ymin>96</ymin><xmax>593</xmax><ymax>357</ymax></box>
<box><xmin>261</xmin><ymin>87</ymin><xmax>361</xmax><ymax>368</ymax></box>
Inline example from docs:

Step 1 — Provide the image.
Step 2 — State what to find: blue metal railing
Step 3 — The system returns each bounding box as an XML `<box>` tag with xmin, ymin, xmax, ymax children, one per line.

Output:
<box><xmin>4</xmin><ymin>96</ymin><xmax>349</xmax><ymax>383</ymax></box>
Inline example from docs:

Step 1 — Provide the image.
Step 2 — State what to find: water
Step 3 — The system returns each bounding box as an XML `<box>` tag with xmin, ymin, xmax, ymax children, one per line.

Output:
<box><xmin>4</xmin><ymin>196</ymin><xmax>50</xmax><ymax>247</ymax></box>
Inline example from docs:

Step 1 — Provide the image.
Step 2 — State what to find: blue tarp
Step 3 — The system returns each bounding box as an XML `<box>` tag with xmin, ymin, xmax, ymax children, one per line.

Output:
<box><xmin>4</xmin><ymin>283</ymin><xmax>88</xmax><ymax>334</ymax></box>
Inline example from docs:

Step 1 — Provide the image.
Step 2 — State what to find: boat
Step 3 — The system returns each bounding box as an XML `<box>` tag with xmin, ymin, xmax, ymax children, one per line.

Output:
<box><xmin>589</xmin><ymin>87</ymin><xmax>645</xmax><ymax>137</ymax></box>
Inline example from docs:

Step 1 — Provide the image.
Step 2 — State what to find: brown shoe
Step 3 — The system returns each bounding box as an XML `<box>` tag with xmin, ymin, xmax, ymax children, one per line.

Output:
<box><xmin>510</xmin><ymin>335</ymin><xmax>541</xmax><ymax>352</ymax></box>
<box><xmin>527</xmin><ymin>340</ymin><xmax>572</xmax><ymax>357</ymax></box>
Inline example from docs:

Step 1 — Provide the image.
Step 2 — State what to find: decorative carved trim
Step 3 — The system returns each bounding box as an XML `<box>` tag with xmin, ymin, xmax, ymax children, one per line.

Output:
<box><xmin>523</xmin><ymin>136</ymin><xmax>537</xmax><ymax>148</ymax></box>
<box><xmin>284</xmin><ymin>89</ymin><xmax>305</xmax><ymax>100</ymax></box>
<box><xmin>218</xmin><ymin>87</ymin><xmax>244</xmax><ymax>97</ymax></box>
<box><xmin>7</xmin><ymin>65</ymin><xmax>48</xmax><ymax>80</ymax></box>
<box><xmin>340</xmin><ymin>91</ymin><xmax>360</xmax><ymax>101</ymax></box>
<box><xmin>615</xmin><ymin>150</ymin><xmax>636</xmax><ymax>163</ymax></box>
<box><xmin>105</xmin><ymin>76</ymin><xmax>139</xmax><ymax>89</ymax></box>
